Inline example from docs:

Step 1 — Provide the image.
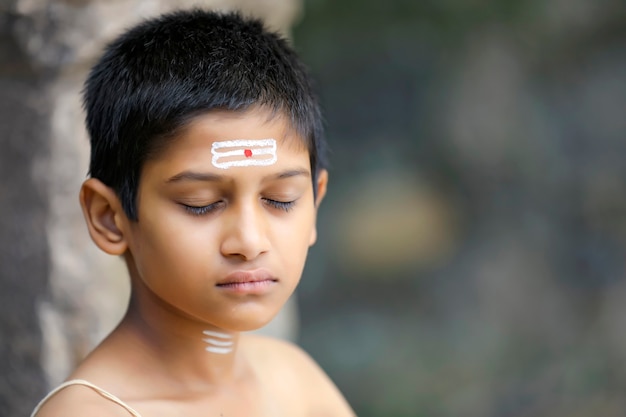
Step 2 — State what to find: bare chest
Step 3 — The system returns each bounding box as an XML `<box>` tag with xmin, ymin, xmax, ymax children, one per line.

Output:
<box><xmin>129</xmin><ymin>382</ymin><xmax>306</xmax><ymax>417</ymax></box>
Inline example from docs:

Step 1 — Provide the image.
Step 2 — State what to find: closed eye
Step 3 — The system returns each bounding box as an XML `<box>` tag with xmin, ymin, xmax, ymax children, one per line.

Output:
<box><xmin>181</xmin><ymin>201</ymin><xmax>225</xmax><ymax>216</ymax></box>
<box><xmin>263</xmin><ymin>198</ymin><xmax>296</xmax><ymax>212</ymax></box>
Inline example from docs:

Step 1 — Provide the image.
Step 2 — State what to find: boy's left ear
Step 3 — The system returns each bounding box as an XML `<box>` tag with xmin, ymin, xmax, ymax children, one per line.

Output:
<box><xmin>309</xmin><ymin>169</ymin><xmax>328</xmax><ymax>246</ymax></box>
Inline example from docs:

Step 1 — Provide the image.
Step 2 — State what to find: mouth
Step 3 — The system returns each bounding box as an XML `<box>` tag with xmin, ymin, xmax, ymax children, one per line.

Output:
<box><xmin>216</xmin><ymin>269</ymin><xmax>278</xmax><ymax>294</ymax></box>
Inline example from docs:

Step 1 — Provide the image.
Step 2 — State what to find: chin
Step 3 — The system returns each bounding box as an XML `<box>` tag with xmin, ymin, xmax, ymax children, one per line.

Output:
<box><xmin>215</xmin><ymin>306</ymin><xmax>283</xmax><ymax>333</ymax></box>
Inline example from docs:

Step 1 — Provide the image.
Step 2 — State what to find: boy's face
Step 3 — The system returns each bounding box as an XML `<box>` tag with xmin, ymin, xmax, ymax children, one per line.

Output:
<box><xmin>122</xmin><ymin>109</ymin><xmax>326</xmax><ymax>331</ymax></box>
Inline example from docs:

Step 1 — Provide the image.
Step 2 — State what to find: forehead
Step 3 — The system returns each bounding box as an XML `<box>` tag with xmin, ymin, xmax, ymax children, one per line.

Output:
<box><xmin>173</xmin><ymin>108</ymin><xmax>305</xmax><ymax>150</ymax></box>
<box><xmin>143</xmin><ymin>109</ymin><xmax>310</xmax><ymax>177</ymax></box>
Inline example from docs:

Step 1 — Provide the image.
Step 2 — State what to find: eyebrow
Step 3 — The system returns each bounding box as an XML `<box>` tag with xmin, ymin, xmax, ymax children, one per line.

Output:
<box><xmin>165</xmin><ymin>168</ymin><xmax>310</xmax><ymax>183</ymax></box>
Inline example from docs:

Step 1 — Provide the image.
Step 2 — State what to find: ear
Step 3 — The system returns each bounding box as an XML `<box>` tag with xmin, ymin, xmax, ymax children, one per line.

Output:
<box><xmin>309</xmin><ymin>169</ymin><xmax>329</xmax><ymax>246</ymax></box>
<box><xmin>79</xmin><ymin>178</ymin><xmax>129</xmax><ymax>255</ymax></box>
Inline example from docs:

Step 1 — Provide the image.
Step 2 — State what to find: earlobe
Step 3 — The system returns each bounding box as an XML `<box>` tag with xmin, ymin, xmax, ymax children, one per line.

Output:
<box><xmin>309</xmin><ymin>169</ymin><xmax>329</xmax><ymax>246</ymax></box>
<box><xmin>79</xmin><ymin>178</ymin><xmax>128</xmax><ymax>255</ymax></box>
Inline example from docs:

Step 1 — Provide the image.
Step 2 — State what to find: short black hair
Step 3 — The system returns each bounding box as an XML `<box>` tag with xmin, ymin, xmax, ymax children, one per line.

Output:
<box><xmin>83</xmin><ymin>9</ymin><xmax>326</xmax><ymax>220</ymax></box>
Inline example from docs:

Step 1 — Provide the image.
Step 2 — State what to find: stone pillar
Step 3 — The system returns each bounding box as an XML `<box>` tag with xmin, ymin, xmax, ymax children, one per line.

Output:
<box><xmin>0</xmin><ymin>1</ymin><xmax>302</xmax><ymax>414</ymax></box>
<box><xmin>0</xmin><ymin>5</ymin><xmax>51</xmax><ymax>414</ymax></box>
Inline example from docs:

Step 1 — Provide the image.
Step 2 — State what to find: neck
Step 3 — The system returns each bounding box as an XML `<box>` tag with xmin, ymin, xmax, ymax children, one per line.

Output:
<box><xmin>118</xmin><ymin>281</ymin><xmax>246</xmax><ymax>387</ymax></box>
<box><xmin>201</xmin><ymin>329</ymin><xmax>235</xmax><ymax>355</ymax></box>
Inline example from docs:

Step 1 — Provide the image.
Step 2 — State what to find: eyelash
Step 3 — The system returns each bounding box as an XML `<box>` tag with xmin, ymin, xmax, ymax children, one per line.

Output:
<box><xmin>263</xmin><ymin>198</ymin><xmax>296</xmax><ymax>212</ymax></box>
<box><xmin>182</xmin><ymin>199</ymin><xmax>296</xmax><ymax>216</ymax></box>
<box><xmin>183</xmin><ymin>201</ymin><xmax>224</xmax><ymax>216</ymax></box>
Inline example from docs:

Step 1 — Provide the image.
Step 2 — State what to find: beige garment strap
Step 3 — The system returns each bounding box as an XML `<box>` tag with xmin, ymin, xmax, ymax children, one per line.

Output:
<box><xmin>30</xmin><ymin>379</ymin><xmax>142</xmax><ymax>417</ymax></box>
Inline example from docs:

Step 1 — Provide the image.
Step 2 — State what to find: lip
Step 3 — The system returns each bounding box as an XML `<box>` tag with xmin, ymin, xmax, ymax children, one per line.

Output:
<box><xmin>216</xmin><ymin>269</ymin><xmax>278</xmax><ymax>294</ymax></box>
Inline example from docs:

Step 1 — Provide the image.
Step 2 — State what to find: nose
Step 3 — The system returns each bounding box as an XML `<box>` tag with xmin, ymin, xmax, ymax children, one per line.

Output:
<box><xmin>220</xmin><ymin>201</ymin><xmax>270</xmax><ymax>261</ymax></box>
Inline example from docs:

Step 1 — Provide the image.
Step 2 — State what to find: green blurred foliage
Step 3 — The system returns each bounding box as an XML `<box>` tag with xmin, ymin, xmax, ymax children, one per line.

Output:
<box><xmin>294</xmin><ymin>0</ymin><xmax>626</xmax><ymax>416</ymax></box>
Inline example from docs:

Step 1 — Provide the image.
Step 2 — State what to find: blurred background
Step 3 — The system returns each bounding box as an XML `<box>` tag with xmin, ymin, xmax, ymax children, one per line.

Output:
<box><xmin>1</xmin><ymin>0</ymin><xmax>625</xmax><ymax>416</ymax></box>
<box><xmin>295</xmin><ymin>1</ymin><xmax>626</xmax><ymax>416</ymax></box>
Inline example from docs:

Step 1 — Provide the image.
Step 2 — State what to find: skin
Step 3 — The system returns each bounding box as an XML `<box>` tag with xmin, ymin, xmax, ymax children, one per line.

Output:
<box><xmin>35</xmin><ymin>108</ymin><xmax>355</xmax><ymax>417</ymax></box>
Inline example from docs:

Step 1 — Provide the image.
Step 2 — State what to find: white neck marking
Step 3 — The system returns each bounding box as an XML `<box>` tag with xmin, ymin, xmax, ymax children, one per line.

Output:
<box><xmin>202</xmin><ymin>330</ymin><xmax>234</xmax><ymax>354</ymax></box>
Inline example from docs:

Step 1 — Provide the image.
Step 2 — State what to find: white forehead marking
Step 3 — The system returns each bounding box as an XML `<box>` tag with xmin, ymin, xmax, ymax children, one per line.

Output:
<box><xmin>211</xmin><ymin>138</ymin><xmax>277</xmax><ymax>169</ymax></box>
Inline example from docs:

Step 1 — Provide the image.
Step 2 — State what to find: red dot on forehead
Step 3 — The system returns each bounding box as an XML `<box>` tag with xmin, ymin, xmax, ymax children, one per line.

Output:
<box><xmin>244</xmin><ymin>149</ymin><xmax>253</xmax><ymax>158</ymax></box>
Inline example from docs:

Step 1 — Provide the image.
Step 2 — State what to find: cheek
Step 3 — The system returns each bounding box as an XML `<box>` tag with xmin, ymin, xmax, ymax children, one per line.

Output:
<box><xmin>132</xmin><ymin>212</ymin><xmax>213</xmax><ymax>283</ymax></box>
<box><xmin>275</xmin><ymin>211</ymin><xmax>315</xmax><ymax>268</ymax></box>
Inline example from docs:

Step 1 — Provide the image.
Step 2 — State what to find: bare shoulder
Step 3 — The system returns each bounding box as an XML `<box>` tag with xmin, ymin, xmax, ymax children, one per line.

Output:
<box><xmin>32</xmin><ymin>381</ymin><xmax>131</xmax><ymax>417</ymax></box>
<box><xmin>241</xmin><ymin>333</ymin><xmax>356</xmax><ymax>416</ymax></box>
<box><xmin>243</xmin><ymin>333</ymin><xmax>333</xmax><ymax>383</ymax></box>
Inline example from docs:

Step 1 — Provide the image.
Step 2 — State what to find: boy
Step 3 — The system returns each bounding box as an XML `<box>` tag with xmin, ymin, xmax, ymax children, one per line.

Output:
<box><xmin>31</xmin><ymin>9</ymin><xmax>355</xmax><ymax>417</ymax></box>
